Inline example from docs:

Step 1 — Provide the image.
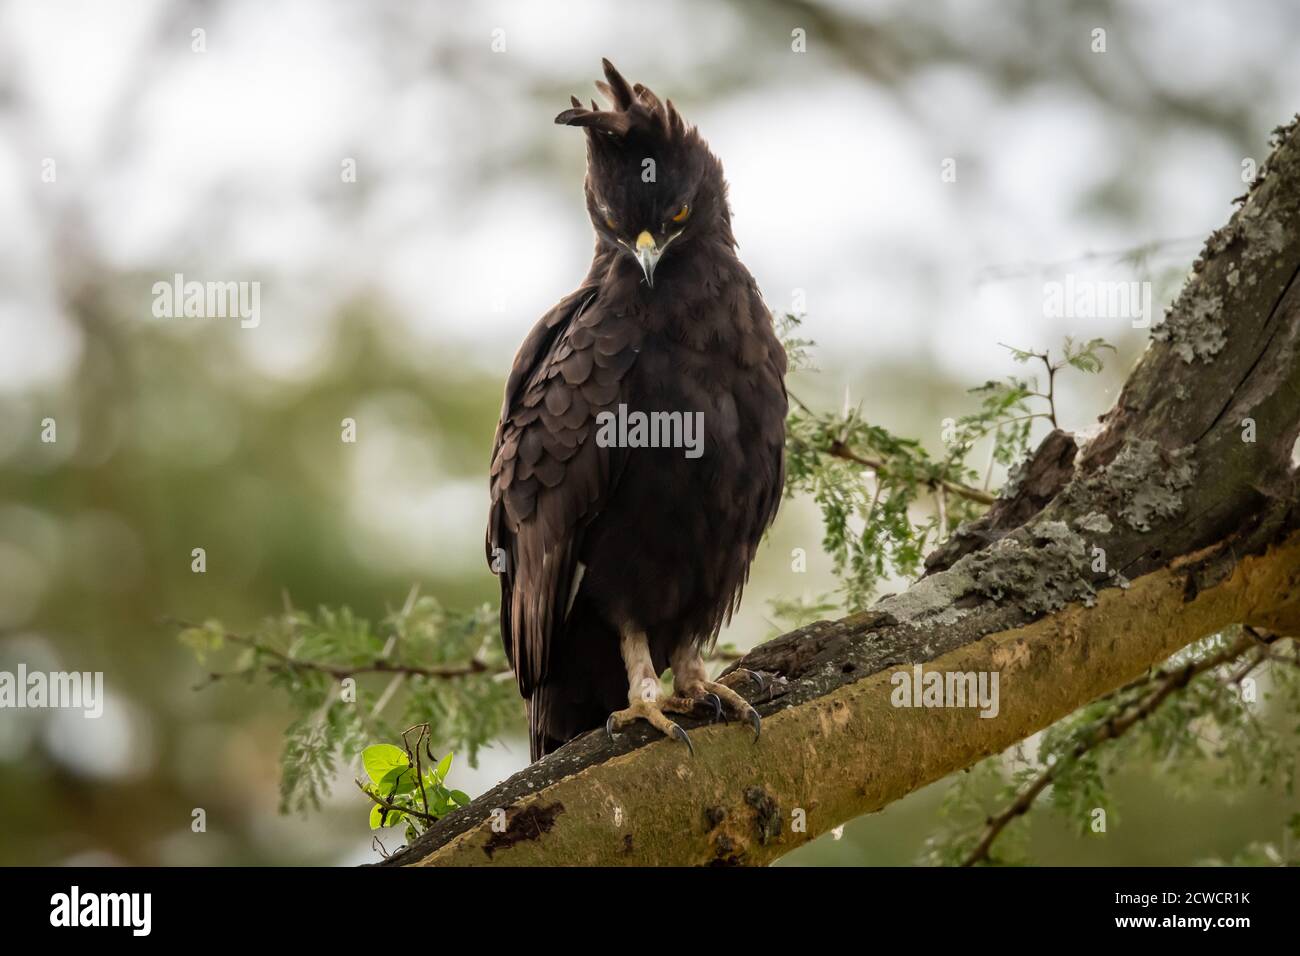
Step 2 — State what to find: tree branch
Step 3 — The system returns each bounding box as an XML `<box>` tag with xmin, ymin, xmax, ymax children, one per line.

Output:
<box><xmin>196</xmin><ymin>628</ymin><xmax>499</xmax><ymax>685</ymax></box>
<box><xmin>384</xmin><ymin>114</ymin><xmax>1300</xmax><ymax>867</ymax></box>
<box><xmin>190</xmin><ymin>628</ymin><xmax>744</xmax><ymax>689</ymax></box>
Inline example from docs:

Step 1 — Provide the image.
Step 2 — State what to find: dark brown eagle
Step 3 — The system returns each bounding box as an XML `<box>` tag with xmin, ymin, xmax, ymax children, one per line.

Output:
<box><xmin>486</xmin><ymin>60</ymin><xmax>787</xmax><ymax>761</ymax></box>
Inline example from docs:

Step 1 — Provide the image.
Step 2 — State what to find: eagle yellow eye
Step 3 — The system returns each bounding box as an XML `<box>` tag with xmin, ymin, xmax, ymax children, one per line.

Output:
<box><xmin>671</xmin><ymin>203</ymin><xmax>691</xmax><ymax>223</ymax></box>
<box><xmin>604</xmin><ymin>215</ymin><xmax>616</xmax><ymax>229</ymax></box>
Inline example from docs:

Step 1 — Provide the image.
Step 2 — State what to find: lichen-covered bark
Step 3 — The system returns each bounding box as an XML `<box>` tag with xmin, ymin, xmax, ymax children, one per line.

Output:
<box><xmin>386</xmin><ymin>115</ymin><xmax>1300</xmax><ymax>868</ymax></box>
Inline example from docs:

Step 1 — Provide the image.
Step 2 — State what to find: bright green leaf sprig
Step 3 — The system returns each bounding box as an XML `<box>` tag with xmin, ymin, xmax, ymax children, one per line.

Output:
<box><xmin>358</xmin><ymin>724</ymin><xmax>471</xmax><ymax>849</ymax></box>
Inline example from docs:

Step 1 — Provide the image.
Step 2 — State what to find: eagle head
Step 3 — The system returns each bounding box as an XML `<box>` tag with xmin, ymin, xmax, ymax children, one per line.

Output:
<box><xmin>555</xmin><ymin>58</ymin><xmax>729</xmax><ymax>288</ymax></box>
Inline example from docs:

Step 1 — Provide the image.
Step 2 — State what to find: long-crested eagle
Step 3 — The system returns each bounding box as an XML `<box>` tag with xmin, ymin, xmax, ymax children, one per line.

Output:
<box><xmin>487</xmin><ymin>60</ymin><xmax>787</xmax><ymax>761</ymax></box>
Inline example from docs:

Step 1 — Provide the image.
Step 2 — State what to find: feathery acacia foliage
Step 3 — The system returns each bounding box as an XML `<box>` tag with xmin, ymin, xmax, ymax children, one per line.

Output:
<box><xmin>781</xmin><ymin>318</ymin><xmax>1116</xmax><ymax>611</ymax></box>
<box><xmin>181</xmin><ymin>593</ymin><xmax>517</xmax><ymax>838</ymax></box>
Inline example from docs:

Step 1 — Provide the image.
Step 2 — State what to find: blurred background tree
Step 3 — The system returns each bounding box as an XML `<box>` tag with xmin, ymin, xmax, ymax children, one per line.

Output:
<box><xmin>1</xmin><ymin>0</ymin><xmax>1297</xmax><ymax>865</ymax></box>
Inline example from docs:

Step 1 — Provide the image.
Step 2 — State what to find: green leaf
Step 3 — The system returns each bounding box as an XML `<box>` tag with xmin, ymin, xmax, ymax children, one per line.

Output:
<box><xmin>449</xmin><ymin>790</ymin><xmax>471</xmax><ymax>807</ymax></box>
<box><xmin>362</xmin><ymin>743</ymin><xmax>408</xmax><ymax>784</ymax></box>
<box><xmin>999</xmin><ymin>343</ymin><xmax>1038</xmax><ymax>364</ymax></box>
<box><xmin>1062</xmin><ymin>336</ymin><xmax>1116</xmax><ymax>374</ymax></box>
<box><xmin>378</xmin><ymin>766</ymin><xmax>417</xmax><ymax>795</ymax></box>
<box><xmin>369</xmin><ymin>802</ymin><xmax>404</xmax><ymax>830</ymax></box>
<box><xmin>434</xmin><ymin>751</ymin><xmax>453</xmax><ymax>781</ymax></box>
<box><xmin>177</xmin><ymin>621</ymin><xmax>225</xmax><ymax>662</ymax></box>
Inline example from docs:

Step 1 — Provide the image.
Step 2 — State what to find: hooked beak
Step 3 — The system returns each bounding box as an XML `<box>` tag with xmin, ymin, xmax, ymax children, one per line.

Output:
<box><xmin>634</xmin><ymin>231</ymin><xmax>661</xmax><ymax>288</ymax></box>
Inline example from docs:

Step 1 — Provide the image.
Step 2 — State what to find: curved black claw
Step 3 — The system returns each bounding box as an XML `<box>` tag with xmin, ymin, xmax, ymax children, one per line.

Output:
<box><xmin>746</xmin><ymin>706</ymin><xmax>762</xmax><ymax>742</ymax></box>
<box><xmin>605</xmin><ymin>714</ymin><xmax>617</xmax><ymax>739</ymax></box>
<box><xmin>750</xmin><ymin>670</ymin><xmax>769</xmax><ymax>696</ymax></box>
<box><xmin>704</xmin><ymin>693</ymin><xmax>723</xmax><ymax>722</ymax></box>
<box><xmin>671</xmin><ymin>723</ymin><xmax>695</xmax><ymax>757</ymax></box>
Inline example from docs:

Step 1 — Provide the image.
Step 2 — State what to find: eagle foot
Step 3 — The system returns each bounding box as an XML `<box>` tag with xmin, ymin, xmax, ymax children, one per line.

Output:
<box><xmin>605</xmin><ymin>700</ymin><xmax>695</xmax><ymax>757</ymax></box>
<box><xmin>678</xmin><ymin>676</ymin><xmax>762</xmax><ymax>742</ymax></box>
<box><xmin>717</xmin><ymin>667</ymin><xmax>768</xmax><ymax>697</ymax></box>
<box><xmin>663</xmin><ymin>690</ymin><xmax>723</xmax><ymax>723</ymax></box>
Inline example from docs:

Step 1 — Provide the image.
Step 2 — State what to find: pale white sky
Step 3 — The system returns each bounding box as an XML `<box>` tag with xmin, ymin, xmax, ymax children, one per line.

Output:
<box><xmin>3</xmin><ymin>0</ymin><xmax>1290</xmax><ymax>393</ymax></box>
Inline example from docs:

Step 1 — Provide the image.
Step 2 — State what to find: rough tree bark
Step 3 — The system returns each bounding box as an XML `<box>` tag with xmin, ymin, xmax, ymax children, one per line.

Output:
<box><xmin>385</xmin><ymin>115</ymin><xmax>1300</xmax><ymax>867</ymax></box>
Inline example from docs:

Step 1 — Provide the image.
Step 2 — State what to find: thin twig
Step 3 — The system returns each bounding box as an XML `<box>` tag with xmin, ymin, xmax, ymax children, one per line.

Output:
<box><xmin>402</xmin><ymin>723</ymin><xmax>432</xmax><ymax>821</ymax></box>
<box><xmin>827</xmin><ymin>439</ymin><xmax>996</xmax><ymax>506</ymax></box>
<box><xmin>982</xmin><ymin>424</ymin><xmax>999</xmax><ymax>492</ymax></box>
<box><xmin>1044</xmin><ymin>355</ymin><xmax>1059</xmax><ymax>429</ymax></box>
<box><xmin>355</xmin><ymin>779</ymin><xmax>440</xmax><ymax>825</ymax></box>
<box><xmin>791</xmin><ymin>386</ymin><xmax>998</xmax><ymax>506</ymax></box>
<box><xmin>192</xmin><ymin>626</ymin><xmax>499</xmax><ymax>684</ymax></box>
<box><xmin>936</xmin><ymin>485</ymin><xmax>949</xmax><ymax>541</ymax></box>
<box><xmin>188</xmin><ymin>621</ymin><xmax>744</xmax><ymax>691</ymax></box>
